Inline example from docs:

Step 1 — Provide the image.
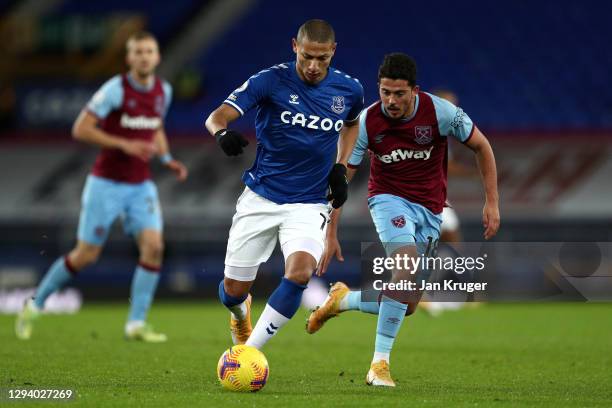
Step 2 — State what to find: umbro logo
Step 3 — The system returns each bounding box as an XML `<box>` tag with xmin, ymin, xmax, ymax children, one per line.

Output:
<box><xmin>289</xmin><ymin>94</ymin><xmax>300</xmax><ymax>105</ymax></box>
<box><xmin>387</xmin><ymin>317</ymin><xmax>401</xmax><ymax>324</ymax></box>
<box><xmin>375</xmin><ymin>134</ymin><xmax>385</xmax><ymax>143</ymax></box>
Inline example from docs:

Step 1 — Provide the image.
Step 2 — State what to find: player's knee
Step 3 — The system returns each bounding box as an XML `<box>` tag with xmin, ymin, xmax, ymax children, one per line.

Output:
<box><xmin>223</xmin><ymin>278</ymin><xmax>251</xmax><ymax>299</ymax></box>
<box><xmin>69</xmin><ymin>246</ymin><xmax>100</xmax><ymax>270</ymax></box>
<box><xmin>284</xmin><ymin>267</ymin><xmax>312</xmax><ymax>286</ymax></box>
<box><xmin>141</xmin><ymin>238</ymin><xmax>164</xmax><ymax>263</ymax></box>
<box><xmin>284</xmin><ymin>251</ymin><xmax>316</xmax><ymax>285</ymax></box>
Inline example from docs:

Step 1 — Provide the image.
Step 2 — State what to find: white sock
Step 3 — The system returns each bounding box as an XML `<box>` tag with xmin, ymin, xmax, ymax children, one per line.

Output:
<box><xmin>229</xmin><ymin>301</ymin><xmax>248</xmax><ymax>320</ymax></box>
<box><xmin>372</xmin><ymin>351</ymin><xmax>390</xmax><ymax>364</ymax></box>
<box><xmin>125</xmin><ymin>320</ymin><xmax>145</xmax><ymax>333</ymax></box>
<box><xmin>245</xmin><ymin>304</ymin><xmax>289</xmax><ymax>350</ymax></box>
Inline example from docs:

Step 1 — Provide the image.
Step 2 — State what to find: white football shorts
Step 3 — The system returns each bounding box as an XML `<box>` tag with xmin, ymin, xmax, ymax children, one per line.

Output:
<box><xmin>224</xmin><ymin>187</ymin><xmax>330</xmax><ymax>281</ymax></box>
<box><xmin>441</xmin><ymin>206</ymin><xmax>460</xmax><ymax>233</ymax></box>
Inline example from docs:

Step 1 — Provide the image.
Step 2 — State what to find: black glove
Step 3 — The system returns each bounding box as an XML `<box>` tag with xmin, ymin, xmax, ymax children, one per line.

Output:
<box><xmin>327</xmin><ymin>163</ymin><xmax>348</xmax><ymax>209</ymax></box>
<box><xmin>215</xmin><ymin>129</ymin><xmax>249</xmax><ymax>156</ymax></box>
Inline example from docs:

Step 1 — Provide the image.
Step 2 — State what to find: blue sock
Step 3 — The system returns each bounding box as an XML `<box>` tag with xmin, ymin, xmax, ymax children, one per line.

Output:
<box><xmin>375</xmin><ymin>296</ymin><xmax>408</xmax><ymax>355</ymax></box>
<box><xmin>218</xmin><ymin>280</ymin><xmax>248</xmax><ymax>308</ymax></box>
<box><xmin>346</xmin><ymin>290</ymin><xmax>382</xmax><ymax>314</ymax></box>
<box><xmin>267</xmin><ymin>277</ymin><xmax>306</xmax><ymax>319</ymax></box>
<box><xmin>34</xmin><ymin>257</ymin><xmax>74</xmax><ymax>309</ymax></box>
<box><xmin>128</xmin><ymin>265</ymin><xmax>160</xmax><ymax>322</ymax></box>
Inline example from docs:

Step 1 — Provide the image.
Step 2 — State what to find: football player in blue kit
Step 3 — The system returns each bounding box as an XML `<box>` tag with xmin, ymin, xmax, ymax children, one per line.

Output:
<box><xmin>205</xmin><ymin>19</ymin><xmax>364</xmax><ymax>349</ymax></box>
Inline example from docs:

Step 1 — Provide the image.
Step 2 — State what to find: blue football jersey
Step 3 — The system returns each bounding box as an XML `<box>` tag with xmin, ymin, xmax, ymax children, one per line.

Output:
<box><xmin>223</xmin><ymin>62</ymin><xmax>364</xmax><ymax>204</ymax></box>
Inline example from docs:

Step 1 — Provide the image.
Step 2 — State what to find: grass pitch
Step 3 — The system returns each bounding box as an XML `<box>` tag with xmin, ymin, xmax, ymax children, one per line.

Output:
<box><xmin>2</xmin><ymin>302</ymin><xmax>611</xmax><ymax>407</ymax></box>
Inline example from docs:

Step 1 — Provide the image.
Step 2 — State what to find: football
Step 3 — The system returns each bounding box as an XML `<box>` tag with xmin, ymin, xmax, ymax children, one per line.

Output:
<box><xmin>217</xmin><ymin>345</ymin><xmax>269</xmax><ymax>392</ymax></box>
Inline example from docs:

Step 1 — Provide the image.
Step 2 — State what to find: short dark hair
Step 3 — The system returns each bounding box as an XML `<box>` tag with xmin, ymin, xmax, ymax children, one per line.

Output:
<box><xmin>126</xmin><ymin>31</ymin><xmax>158</xmax><ymax>50</ymax></box>
<box><xmin>296</xmin><ymin>19</ymin><xmax>335</xmax><ymax>44</ymax></box>
<box><xmin>378</xmin><ymin>53</ymin><xmax>417</xmax><ymax>86</ymax></box>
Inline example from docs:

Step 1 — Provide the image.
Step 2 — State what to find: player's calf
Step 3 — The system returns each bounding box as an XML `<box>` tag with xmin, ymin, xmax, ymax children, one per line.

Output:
<box><xmin>245</xmin><ymin>277</ymin><xmax>307</xmax><ymax>349</ymax></box>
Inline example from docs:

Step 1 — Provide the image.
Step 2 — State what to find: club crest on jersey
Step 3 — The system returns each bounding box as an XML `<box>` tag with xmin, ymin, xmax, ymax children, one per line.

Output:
<box><xmin>331</xmin><ymin>96</ymin><xmax>345</xmax><ymax>114</ymax></box>
<box><xmin>391</xmin><ymin>215</ymin><xmax>406</xmax><ymax>228</ymax></box>
<box><xmin>289</xmin><ymin>94</ymin><xmax>300</xmax><ymax>105</ymax></box>
<box><xmin>414</xmin><ymin>126</ymin><xmax>433</xmax><ymax>145</ymax></box>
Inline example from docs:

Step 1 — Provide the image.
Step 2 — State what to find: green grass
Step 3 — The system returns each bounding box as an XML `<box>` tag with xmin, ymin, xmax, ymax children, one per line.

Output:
<box><xmin>2</xmin><ymin>302</ymin><xmax>612</xmax><ymax>407</ymax></box>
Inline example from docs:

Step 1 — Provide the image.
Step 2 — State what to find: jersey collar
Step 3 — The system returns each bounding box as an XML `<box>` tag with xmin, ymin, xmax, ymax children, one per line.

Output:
<box><xmin>126</xmin><ymin>73</ymin><xmax>155</xmax><ymax>92</ymax></box>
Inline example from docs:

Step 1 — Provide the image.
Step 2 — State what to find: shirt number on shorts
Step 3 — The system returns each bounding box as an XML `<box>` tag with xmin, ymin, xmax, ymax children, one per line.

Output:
<box><xmin>319</xmin><ymin>213</ymin><xmax>329</xmax><ymax>231</ymax></box>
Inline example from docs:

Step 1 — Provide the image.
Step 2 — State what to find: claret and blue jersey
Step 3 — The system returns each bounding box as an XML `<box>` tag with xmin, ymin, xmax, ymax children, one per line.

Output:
<box><xmin>348</xmin><ymin>91</ymin><xmax>475</xmax><ymax>215</ymax></box>
<box><xmin>348</xmin><ymin>91</ymin><xmax>476</xmax><ymax>248</ymax></box>
<box><xmin>223</xmin><ymin>61</ymin><xmax>364</xmax><ymax>204</ymax></box>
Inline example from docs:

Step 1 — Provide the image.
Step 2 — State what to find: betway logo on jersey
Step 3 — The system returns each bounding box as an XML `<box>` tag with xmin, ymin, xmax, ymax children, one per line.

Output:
<box><xmin>376</xmin><ymin>146</ymin><xmax>434</xmax><ymax>163</ymax></box>
<box><xmin>120</xmin><ymin>113</ymin><xmax>161</xmax><ymax>130</ymax></box>
<box><xmin>280</xmin><ymin>111</ymin><xmax>343</xmax><ymax>132</ymax></box>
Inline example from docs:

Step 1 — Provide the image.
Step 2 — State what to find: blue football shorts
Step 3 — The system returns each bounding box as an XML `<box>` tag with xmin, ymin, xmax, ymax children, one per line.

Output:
<box><xmin>77</xmin><ymin>175</ymin><xmax>162</xmax><ymax>246</ymax></box>
<box><xmin>368</xmin><ymin>193</ymin><xmax>442</xmax><ymax>256</ymax></box>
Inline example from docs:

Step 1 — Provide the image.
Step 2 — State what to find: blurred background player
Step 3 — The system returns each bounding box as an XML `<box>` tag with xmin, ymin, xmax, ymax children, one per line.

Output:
<box><xmin>205</xmin><ymin>19</ymin><xmax>363</xmax><ymax>349</ymax></box>
<box><xmin>15</xmin><ymin>31</ymin><xmax>188</xmax><ymax>342</ymax></box>
<box><xmin>307</xmin><ymin>53</ymin><xmax>499</xmax><ymax>386</ymax></box>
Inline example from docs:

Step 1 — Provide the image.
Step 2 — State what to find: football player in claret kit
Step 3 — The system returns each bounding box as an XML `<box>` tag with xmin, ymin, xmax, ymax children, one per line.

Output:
<box><xmin>308</xmin><ymin>53</ymin><xmax>500</xmax><ymax>386</ymax></box>
<box><xmin>15</xmin><ymin>32</ymin><xmax>188</xmax><ymax>342</ymax></box>
<box><xmin>205</xmin><ymin>19</ymin><xmax>364</xmax><ymax>349</ymax></box>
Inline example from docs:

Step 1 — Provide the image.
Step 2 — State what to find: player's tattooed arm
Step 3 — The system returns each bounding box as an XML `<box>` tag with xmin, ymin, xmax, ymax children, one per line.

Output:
<box><xmin>154</xmin><ymin>128</ymin><xmax>188</xmax><ymax>181</ymax></box>
<box><xmin>317</xmin><ymin>167</ymin><xmax>358</xmax><ymax>276</ymax></box>
<box><xmin>205</xmin><ymin>104</ymin><xmax>249</xmax><ymax>156</ymax></box>
<box><xmin>464</xmin><ymin>127</ymin><xmax>500</xmax><ymax>240</ymax></box>
<box><xmin>72</xmin><ymin>110</ymin><xmax>157</xmax><ymax>161</ymax></box>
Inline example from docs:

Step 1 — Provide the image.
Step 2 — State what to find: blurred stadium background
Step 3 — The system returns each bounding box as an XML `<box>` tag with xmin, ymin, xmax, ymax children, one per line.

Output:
<box><xmin>1</xmin><ymin>0</ymin><xmax>611</xmax><ymax>306</ymax></box>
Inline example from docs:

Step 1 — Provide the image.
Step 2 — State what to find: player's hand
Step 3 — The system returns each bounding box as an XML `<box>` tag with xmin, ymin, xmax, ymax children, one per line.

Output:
<box><xmin>326</xmin><ymin>163</ymin><xmax>348</xmax><ymax>209</ymax></box>
<box><xmin>165</xmin><ymin>159</ymin><xmax>188</xmax><ymax>182</ymax></box>
<box><xmin>121</xmin><ymin>140</ymin><xmax>157</xmax><ymax>161</ymax></box>
<box><xmin>316</xmin><ymin>234</ymin><xmax>344</xmax><ymax>276</ymax></box>
<box><xmin>215</xmin><ymin>129</ymin><xmax>249</xmax><ymax>156</ymax></box>
<box><xmin>482</xmin><ymin>200</ymin><xmax>500</xmax><ymax>240</ymax></box>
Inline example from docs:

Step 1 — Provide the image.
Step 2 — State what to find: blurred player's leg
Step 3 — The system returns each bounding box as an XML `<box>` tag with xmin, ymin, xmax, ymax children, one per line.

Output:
<box><xmin>16</xmin><ymin>241</ymin><xmax>101</xmax><ymax>340</ymax></box>
<box><xmin>125</xmin><ymin>229</ymin><xmax>166</xmax><ymax>343</ymax></box>
<box><xmin>125</xmin><ymin>263</ymin><xmax>165</xmax><ymax>343</ymax></box>
<box><xmin>122</xmin><ymin>181</ymin><xmax>166</xmax><ymax>342</ymax></box>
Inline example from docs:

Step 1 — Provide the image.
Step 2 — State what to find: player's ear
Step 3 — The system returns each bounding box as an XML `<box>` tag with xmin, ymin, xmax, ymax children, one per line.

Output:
<box><xmin>292</xmin><ymin>38</ymin><xmax>298</xmax><ymax>54</ymax></box>
<box><xmin>413</xmin><ymin>85</ymin><xmax>420</xmax><ymax>95</ymax></box>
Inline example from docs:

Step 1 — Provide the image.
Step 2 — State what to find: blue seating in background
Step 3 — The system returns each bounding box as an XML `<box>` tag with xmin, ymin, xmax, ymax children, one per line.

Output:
<box><xmin>171</xmin><ymin>0</ymin><xmax>611</xmax><ymax>131</ymax></box>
